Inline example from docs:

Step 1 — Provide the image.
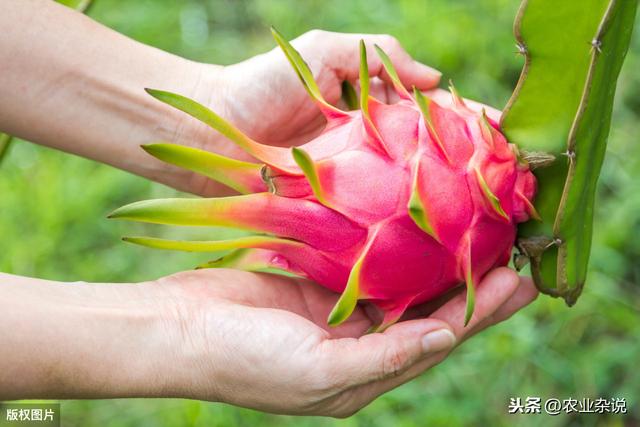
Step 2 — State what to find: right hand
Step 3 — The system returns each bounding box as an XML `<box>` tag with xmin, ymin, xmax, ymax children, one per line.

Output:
<box><xmin>153</xmin><ymin>267</ymin><xmax>537</xmax><ymax>417</ymax></box>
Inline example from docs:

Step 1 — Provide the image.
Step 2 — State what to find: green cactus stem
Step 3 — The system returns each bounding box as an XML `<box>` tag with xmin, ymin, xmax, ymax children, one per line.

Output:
<box><xmin>502</xmin><ymin>0</ymin><xmax>638</xmax><ymax>305</ymax></box>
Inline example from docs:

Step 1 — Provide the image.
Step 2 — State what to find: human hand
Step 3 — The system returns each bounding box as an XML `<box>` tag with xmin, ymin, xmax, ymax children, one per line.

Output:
<box><xmin>222</xmin><ymin>30</ymin><xmax>441</xmax><ymax>145</ymax></box>
<box><xmin>179</xmin><ymin>30</ymin><xmax>441</xmax><ymax>195</ymax></box>
<box><xmin>0</xmin><ymin>267</ymin><xmax>536</xmax><ymax>414</ymax></box>
<box><xmin>174</xmin><ymin>30</ymin><xmax>505</xmax><ymax>197</ymax></box>
<box><xmin>152</xmin><ymin>267</ymin><xmax>537</xmax><ymax>416</ymax></box>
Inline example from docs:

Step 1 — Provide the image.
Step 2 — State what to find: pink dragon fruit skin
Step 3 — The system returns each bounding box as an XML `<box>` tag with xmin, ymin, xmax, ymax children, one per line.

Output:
<box><xmin>110</xmin><ymin>30</ymin><xmax>537</xmax><ymax>330</ymax></box>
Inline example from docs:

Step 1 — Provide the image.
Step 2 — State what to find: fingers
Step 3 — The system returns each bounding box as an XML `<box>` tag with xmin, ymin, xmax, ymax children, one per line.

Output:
<box><xmin>430</xmin><ymin>267</ymin><xmax>521</xmax><ymax>339</ymax></box>
<box><xmin>307</xmin><ymin>318</ymin><xmax>455</xmax><ymax>416</ymax></box>
<box><xmin>318</xmin><ymin>318</ymin><xmax>455</xmax><ymax>390</ymax></box>
<box><xmin>345</xmin><ymin>77</ymin><xmax>402</xmax><ymax>106</ymax></box>
<box><xmin>330</xmin><ymin>268</ymin><xmax>523</xmax><ymax>412</ymax></box>
<box><xmin>400</xmin><ymin>286</ymin><xmax>462</xmax><ymax>321</ymax></box>
<box><xmin>304</xmin><ymin>31</ymin><xmax>441</xmax><ymax>91</ymax></box>
<box><xmin>366</xmin><ymin>34</ymin><xmax>441</xmax><ymax>90</ymax></box>
<box><xmin>392</xmin><ymin>276</ymin><xmax>537</xmax><ymax>392</ymax></box>
<box><xmin>369</xmin><ymin>77</ymin><xmax>399</xmax><ymax>104</ymax></box>
<box><xmin>463</xmin><ymin>276</ymin><xmax>538</xmax><ymax>342</ymax></box>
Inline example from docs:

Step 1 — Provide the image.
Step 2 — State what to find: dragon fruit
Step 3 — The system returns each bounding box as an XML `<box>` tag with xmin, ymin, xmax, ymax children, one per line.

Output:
<box><xmin>110</xmin><ymin>29</ymin><xmax>537</xmax><ymax>329</ymax></box>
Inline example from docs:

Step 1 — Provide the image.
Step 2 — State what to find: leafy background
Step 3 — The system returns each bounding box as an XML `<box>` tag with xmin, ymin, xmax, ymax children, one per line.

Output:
<box><xmin>1</xmin><ymin>0</ymin><xmax>638</xmax><ymax>426</ymax></box>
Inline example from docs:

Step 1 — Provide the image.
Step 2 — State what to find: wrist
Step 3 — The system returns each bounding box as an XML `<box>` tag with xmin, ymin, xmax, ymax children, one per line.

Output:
<box><xmin>0</xmin><ymin>275</ymin><xmax>187</xmax><ymax>400</ymax></box>
<box><xmin>168</xmin><ymin>63</ymin><xmax>252</xmax><ymax>196</ymax></box>
<box><xmin>124</xmin><ymin>58</ymin><xmax>227</xmax><ymax>194</ymax></box>
<box><xmin>74</xmin><ymin>280</ymin><xmax>197</xmax><ymax>399</ymax></box>
<box><xmin>76</xmin><ymin>280</ymin><xmax>188</xmax><ymax>399</ymax></box>
<box><xmin>145</xmin><ymin>271</ymin><xmax>234</xmax><ymax>403</ymax></box>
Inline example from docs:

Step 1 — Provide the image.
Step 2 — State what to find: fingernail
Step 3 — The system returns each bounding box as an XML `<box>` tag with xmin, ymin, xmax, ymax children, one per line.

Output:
<box><xmin>416</xmin><ymin>61</ymin><xmax>442</xmax><ymax>78</ymax></box>
<box><xmin>429</xmin><ymin>68</ymin><xmax>443</xmax><ymax>78</ymax></box>
<box><xmin>421</xmin><ymin>329</ymin><xmax>456</xmax><ymax>353</ymax></box>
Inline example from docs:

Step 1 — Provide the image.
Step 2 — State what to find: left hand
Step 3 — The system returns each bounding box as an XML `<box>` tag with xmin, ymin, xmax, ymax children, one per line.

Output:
<box><xmin>222</xmin><ymin>30</ymin><xmax>442</xmax><ymax>146</ymax></box>
<box><xmin>0</xmin><ymin>3</ymin><xmax>441</xmax><ymax>197</ymax></box>
<box><xmin>181</xmin><ymin>30</ymin><xmax>441</xmax><ymax>195</ymax></box>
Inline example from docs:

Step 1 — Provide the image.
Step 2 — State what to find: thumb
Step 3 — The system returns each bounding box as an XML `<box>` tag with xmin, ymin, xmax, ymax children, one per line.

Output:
<box><xmin>320</xmin><ymin>318</ymin><xmax>456</xmax><ymax>387</ymax></box>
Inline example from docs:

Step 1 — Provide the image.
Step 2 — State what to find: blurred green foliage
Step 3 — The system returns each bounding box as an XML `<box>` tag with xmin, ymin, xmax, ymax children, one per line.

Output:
<box><xmin>1</xmin><ymin>0</ymin><xmax>638</xmax><ymax>426</ymax></box>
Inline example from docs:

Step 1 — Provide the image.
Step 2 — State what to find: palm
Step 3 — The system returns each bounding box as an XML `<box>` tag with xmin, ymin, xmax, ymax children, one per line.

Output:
<box><xmin>169</xmin><ymin>267</ymin><xmax>536</xmax><ymax>345</ymax></box>
<box><xmin>172</xmin><ymin>269</ymin><xmax>374</xmax><ymax>339</ymax></box>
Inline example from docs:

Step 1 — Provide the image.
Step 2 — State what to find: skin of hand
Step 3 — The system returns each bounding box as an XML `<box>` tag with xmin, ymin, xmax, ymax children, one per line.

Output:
<box><xmin>0</xmin><ymin>269</ymin><xmax>537</xmax><ymax>417</ymax></box>
<box><xmin>0</xmin><ymin>0</ymin><xmax>441</xmax><ymax>196</ymax></box>
<box><xmin>186</xmin><ymin>30</ymin><xmax>442</xmax><ymax>195</ymax></box>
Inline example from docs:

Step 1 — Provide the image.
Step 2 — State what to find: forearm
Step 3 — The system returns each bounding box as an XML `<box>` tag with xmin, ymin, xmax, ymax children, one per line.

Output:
<box><xmin>0</xmin><ymin>0</ymin><xmax>223</xmax><ymax>193</ymax></box>
<box><xmin>0</xmin><ymin>273</ymin><xmax>187</xmax><ymax>400</ymax></box>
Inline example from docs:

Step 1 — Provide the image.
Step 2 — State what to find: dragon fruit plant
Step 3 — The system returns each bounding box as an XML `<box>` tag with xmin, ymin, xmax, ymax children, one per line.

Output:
<box><xmin>502</xmin><ymin>0</ymin><xmax>637</xmax><ymax>303</ymax></box>
<box><xmin>110</xmin><ymin>0</ymin><xmax>637</xmax><ymax>329</ymax></box>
